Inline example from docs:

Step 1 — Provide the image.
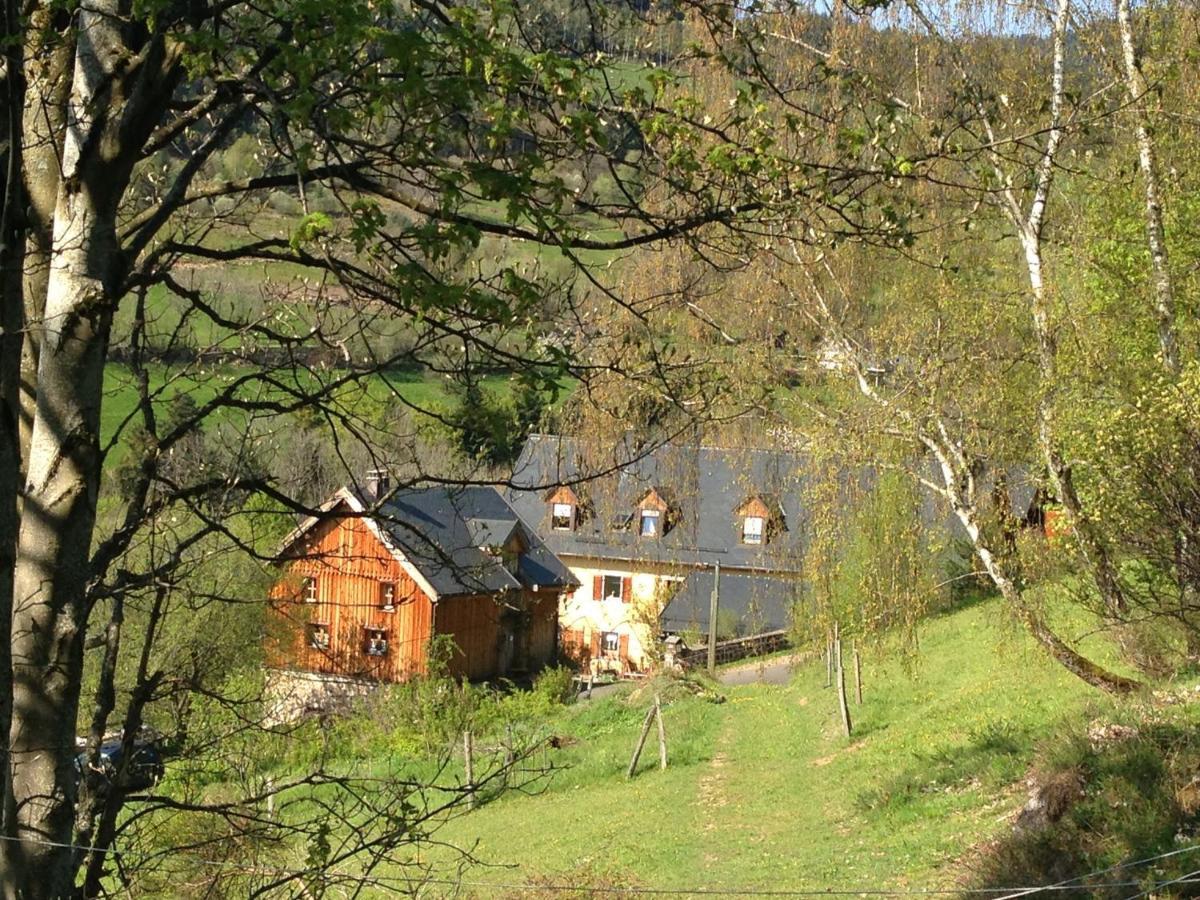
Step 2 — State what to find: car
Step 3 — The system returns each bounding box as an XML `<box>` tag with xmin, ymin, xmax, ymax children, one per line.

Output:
<box><xmin>75</xmin><ymin>738</ymin><xmax>164</xmax><ymax>795</ymax></box>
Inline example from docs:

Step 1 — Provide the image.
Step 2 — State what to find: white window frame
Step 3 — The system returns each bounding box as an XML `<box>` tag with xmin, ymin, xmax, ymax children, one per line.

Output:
<box><xmin>364</xmin><ymin>627</ymin><xmax>389</xmax><ymax>657</ymax></box>
<box><xmin>303</xmin><ymin>577</ymin><xmax>318</xmax><ymax>604</ymax></box>
<box><xmin>639</xmin><ymin>509</ymin><xmax>660</xmax><ymax>537</ymax></box>
<box><xmin>742</xmin><ymin>515</ymin><xmax>765</xmax><ymax>545</ymax></box>
<box><xmin>307</xmin><ymin>622</ymin><xmax>330</xmax><ymax>650</ymax></box>
<box><xmin>601</xmin><ymin>631</ymin><xmax>620</xmax><ymax>655</ymax></box>
<box><xmin>601</xmin><ymin>574</ymin><xmax>624</xmax><ymax>600</ymax></box>
<box><xmin>379</xmin><ymin>582</ymin><xmax>396</xmax><ymax>611</ymax></box>
<box><xmin>551</xmin><ymin>502</ymin><xmax>574</xmax><ymax>530</ymax></box>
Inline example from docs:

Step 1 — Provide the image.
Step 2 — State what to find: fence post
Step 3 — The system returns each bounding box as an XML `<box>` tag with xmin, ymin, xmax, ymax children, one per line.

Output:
<box><xmin>504</xmin><ymin>722</ymin><xmax>515</xmax><ymax>786</ymax></box>
<box><xmin>654</xmin><ymin>694</ymin><xmax>667</xmax><ymax>770</ymax></box>
<box><xmin>836</xmin><ymin>637</ymin><xmax>852</xmax><ymax>739</ymax></box>
<box><xmin>627</xmin><ymin>703</ymin><xmax>657</xmax><ymax>778</ymax></box>
<box><xmin>463</xmin><ymin>730</ymin><xmax>476</xmax><ymax>810</ymax></box>
<box><xmin>854</xmin><ymin>643</ymin><xmax>863</xmax><ymax>705</ymax></box>
<box><xmin>707</xmin><ymin>561</ymin><xmax>721</xmax><ymax>675</ymax></box>
<box><xmin>825</xmin><ymin>632</ymin><xmax>833</xmax><ymax>689</ymax></box>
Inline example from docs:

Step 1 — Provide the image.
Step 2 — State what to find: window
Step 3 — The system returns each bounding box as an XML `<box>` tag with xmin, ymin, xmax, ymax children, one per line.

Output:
<box><xmin>551</xmin><ymin>502</ymin><xmax>574</xmax><ymax>531</ymax></box>
<box><xmin>306</xmin><ymin>622</ymin><xmax>330</xmax><ymax>651</ymax></box>
<box><xmin>601</xmin><ymin>574</ymin><xmax>623</xmax><ymax>600</ymax></box>
<box><xmin>601</xmin><ymin>631</ymin><xmax>620</xmax><ymax>655</ymax></box>
<box><xmin>302</xmin><ymin>577</ymin><xmax>318</xmax><ymax>604</ymax></box>
<box><xmin>363</xmin><ymin>627</ymin><xmax>389</xmax><ymax>657</ymax></box>
<box><xmin>639</xmin><ymin>510</ymin><xmax>660</xmax><ymax>537</ymax></box>
<box><xmin>379</xmin><ymin>582</ymin><xmax>396</xmax><ymax>611</ymax></box>
<box><xmin>742</xmin><ymin>516</ymin><xmax>765</xmax><ymax>545</ymax></box>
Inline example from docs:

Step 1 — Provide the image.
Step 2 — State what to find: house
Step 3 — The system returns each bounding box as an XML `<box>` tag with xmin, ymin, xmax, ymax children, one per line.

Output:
<box><xmin>268</xmin><ymin>475</ymin><xmax>578</xmax><ymax>685</ymax></box>
<box><xmin>506</xmin><ymin>436</ymin><xmax>811</xmax><ymax>674</ymax></box>
<box><xmin>508</xmin><ymin>434</ymin><xmax>1044</xmax><ymax>676</ymax></box>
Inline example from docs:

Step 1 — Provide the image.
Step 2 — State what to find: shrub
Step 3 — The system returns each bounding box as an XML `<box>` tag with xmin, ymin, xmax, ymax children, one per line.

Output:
<box><xmin>267</xmin><ymin>190</ymin><xmax>302</xmax><ymax>216</ymax></box>
<box><xmin>533</xmin><ymin>666</ymin><xmax>576</xmax><ymax>707</ymax></box>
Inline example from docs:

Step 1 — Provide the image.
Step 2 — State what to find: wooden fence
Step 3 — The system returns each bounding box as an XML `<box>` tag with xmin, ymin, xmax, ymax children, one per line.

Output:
<box><xmin>676</xmin><ymin>629</ymin><xmax>790</xmax><ymax>669</ymax></box>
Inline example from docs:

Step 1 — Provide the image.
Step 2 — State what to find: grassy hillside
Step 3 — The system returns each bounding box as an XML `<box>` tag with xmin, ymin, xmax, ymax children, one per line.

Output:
<box><xmin>405</xmin><ymin>597</ymin><xmax>1199</xmax><ymax>895</ymax></box>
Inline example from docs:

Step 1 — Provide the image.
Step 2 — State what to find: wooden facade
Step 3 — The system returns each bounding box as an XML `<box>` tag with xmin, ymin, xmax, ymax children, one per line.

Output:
<box><xmin>268</xmin><ymin>504</ymin><xmax>562</xmax><ymax>683</ymax></box>
<box><xmin>434</xmin><ymin>589</ymin><xmax>559</xmax><ymax>681</ymax></box>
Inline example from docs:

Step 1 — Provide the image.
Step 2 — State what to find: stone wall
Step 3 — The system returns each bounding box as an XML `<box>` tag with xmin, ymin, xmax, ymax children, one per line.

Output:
<box><xmin>264</xmin><ymin>668</ymin><xmax>377</xmax><ymax>725</ymax></box>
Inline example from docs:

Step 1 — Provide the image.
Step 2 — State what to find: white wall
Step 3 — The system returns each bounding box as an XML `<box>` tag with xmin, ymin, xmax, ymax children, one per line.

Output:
<box><xmin>558</xmin><ymin>557</ymin><xmax>683</xmax><ymax>671</ymax></box>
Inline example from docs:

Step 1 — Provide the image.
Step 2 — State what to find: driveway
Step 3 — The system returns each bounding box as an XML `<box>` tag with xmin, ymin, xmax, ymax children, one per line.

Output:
<box><xmin>717</xmin><ymin>655</ymin><xmax>796</xmax><ymax>686</ymax></box>
<box><xmin>576</xmin><ymin>654</ymin><xmax>798</xmax><ymax>701</ymax></box>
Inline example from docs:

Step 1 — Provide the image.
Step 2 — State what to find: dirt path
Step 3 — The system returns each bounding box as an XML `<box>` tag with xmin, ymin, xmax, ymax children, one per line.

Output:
<box><xmin>696</xmin><ymin>713</ymin><xmax>737</xmax><ymax>862</ymax></box>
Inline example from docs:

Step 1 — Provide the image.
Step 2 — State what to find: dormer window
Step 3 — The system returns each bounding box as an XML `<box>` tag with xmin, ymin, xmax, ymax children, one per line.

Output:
<box><xmin>742</xmin><ymin>516</ymin><xmax>764</xmax><ymax>545</ymax></box>
<box><xmin>546</xmin><ymin>485</ymin><xmax>581</xmax><ymax>531</ymax></box>
<box><xmin>633</xmin><ymin>487</ymin><xmax>672</xmax><ymax>537</ymax></box>
<box><xmin>552</xmin><ymin>502</ymin><xmax>575</xmax><ymax>531</ymax></box>
<box><xmin>736</xmin><ymin>495</ymin><xmax>782</xmax><ymax>546</ymax></box>
<box><xmin>640</xmin><ymin>509</ymin><xmax>660</xmax><ymax>537</ymax></box>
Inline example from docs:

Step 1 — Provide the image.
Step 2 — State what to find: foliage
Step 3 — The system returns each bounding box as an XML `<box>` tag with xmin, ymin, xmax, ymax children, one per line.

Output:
<box><xmin>970</xmin><ymin>701</ymin><xmax>1200</xmax><ymax>897</ymax></box>
<box><xmin>798</xmin><ymin>463</ymin><xmax>941</xmax><ymax>659</ymax></box>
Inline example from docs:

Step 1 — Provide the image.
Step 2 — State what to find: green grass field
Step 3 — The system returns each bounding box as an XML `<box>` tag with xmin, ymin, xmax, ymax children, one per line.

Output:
<box><xmin>99</xmin><ymin>363</ymin><xmax>525</xmax><ymax>459</ymax></box>
<box><xmin>404</xmin><ymin>596</ymin><xmax>1151</xmax><ymax>894</ymax></box>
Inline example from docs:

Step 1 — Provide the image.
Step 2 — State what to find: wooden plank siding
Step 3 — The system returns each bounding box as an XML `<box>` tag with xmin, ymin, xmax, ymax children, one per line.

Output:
<box><xmin>434</xmin><ymin>594</ymin><xmax>502</xmax><ymax>681</ymax></box>
<box><xmin>268</xmin><ymin>511</ymin><xmax>433</xmax><ymax>681</ymax></box>
<box><xmin>432</xmin><ymin>589</ymin><xmax>561</xmax><ymax>681</ymax></box>
<box><xmin>269</xmin><ymin>507</ymin><xmax>563</xmax><ymax>683</ymax></box>
<box><xmin>527</xmin><ymin>590</ymin><xmax>560</xmax><ymax>668</ymax></box>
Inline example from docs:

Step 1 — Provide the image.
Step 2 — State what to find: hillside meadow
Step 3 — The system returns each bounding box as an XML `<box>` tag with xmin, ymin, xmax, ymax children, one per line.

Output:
<box><xmin>196</xmin><ymin>594</ymin><xmax>1199</xmax><ymax>896</ymax></box>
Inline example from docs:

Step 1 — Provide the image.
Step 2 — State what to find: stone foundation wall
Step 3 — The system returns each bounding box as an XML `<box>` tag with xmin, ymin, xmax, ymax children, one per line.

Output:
<box><xmin>264</xmin><ymin>669</ymin><xmax>377</xmax><ymax>725</ymax></box>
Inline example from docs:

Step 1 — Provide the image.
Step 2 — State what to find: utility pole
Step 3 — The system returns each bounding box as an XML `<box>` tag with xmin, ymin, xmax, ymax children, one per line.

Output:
<box><xmin>707</xmin><ymin>561</ymin><xmax>720</xmax><ymax>674</ymax></box>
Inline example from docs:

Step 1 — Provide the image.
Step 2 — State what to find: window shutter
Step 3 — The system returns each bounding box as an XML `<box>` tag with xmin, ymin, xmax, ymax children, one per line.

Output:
<box><xmin>619</xmin><ymin>633</ymin><xmax>630</xmax><ymax>659</ymax></box>
<box><xmin>590</xmin><ymin>631</ymin><xmax>601</xmax><ymax>660</ymax></box>
<box><xmin>621</xmin><ymin>577</ymin><xmax>632</xmax><ymax>603</ymax></box>
<box><xmin>593</xmin><ymin>574</ymin><xmax>603</xmax><ymax>599</ymax></box>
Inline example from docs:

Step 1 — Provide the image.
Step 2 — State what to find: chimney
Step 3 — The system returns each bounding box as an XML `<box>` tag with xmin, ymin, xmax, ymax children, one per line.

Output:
<box><xmin>364</xmin><ymin>468</ymin><xmax>390</xmax><ymax>502</ymax></box>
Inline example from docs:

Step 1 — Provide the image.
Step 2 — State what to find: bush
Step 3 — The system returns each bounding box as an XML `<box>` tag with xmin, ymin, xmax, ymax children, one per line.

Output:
<box><xmin>267</xmin><ymin>190</ymin><xmax>302</xmax><ymax>216</ymax></box>
<box><xmin>969</xmin><ymin>709</ymin><xmax>1200</xmax><ymax>898</ymax></box>
<box><xmin>533</xmin><ymin>666</ymin><xmax>576</xmax><ymax>706</ymax></box>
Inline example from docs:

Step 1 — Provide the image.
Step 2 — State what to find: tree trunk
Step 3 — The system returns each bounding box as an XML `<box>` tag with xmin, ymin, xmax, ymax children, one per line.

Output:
<box><xmin>0</xmin><ymin>0</ymin><xmax>27</xmax><ymax>879</ymax></box>
<box><xmin>7</xmin><ymin>6</ymin><xmax>129</xmax><ymax>891</ymax></box>
<box><xmin>1115</xmin><ymin>0</ymin><xmax>1179</xmax><ymax>375</ymax></box>
<box><xmin>17</xmin><ymin>7</ymin><xmax>72</xmax><ymax>474</ymax></box>
<box><xmin>951</xmin><ymin>483</ymin><xmax>1141</xmax><ymax>695</ymax></box>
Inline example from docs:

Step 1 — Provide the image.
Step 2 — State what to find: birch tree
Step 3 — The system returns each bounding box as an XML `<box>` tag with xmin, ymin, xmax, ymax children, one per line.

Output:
<box><xmin>0</xmin><ymin>0</ymin><xmax>916</xmax><ymax>893</ymax></box>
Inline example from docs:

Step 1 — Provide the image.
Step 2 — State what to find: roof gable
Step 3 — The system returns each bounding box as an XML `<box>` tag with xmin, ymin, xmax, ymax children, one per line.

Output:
<box><xmin>282</xmin><ymin>483</ymin><xmax>579</xmax><ymax>600</ymax></box>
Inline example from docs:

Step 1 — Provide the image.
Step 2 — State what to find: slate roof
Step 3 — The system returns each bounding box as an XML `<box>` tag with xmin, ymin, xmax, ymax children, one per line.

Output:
<box><xmin>508</xmin><ymin>435</ymin><xmax>1040</xmax><ymax>568</ymax></box>
<box><xmin>375</xmin><ymin>485</ymin><xmax>578</xmax><ymax>598</ymax></box>
<box><xmin>282</xmin><ymin>484</ymin><xmax>579</xmax><ymax>600</ymax></box>
<box><xmin>506</xmin><ymin>435</ymin><xmax>1041</xmax><ymax>635</ymax></box>
<box><xmin>506</xmin><ymin>435</ymin><xmax>811</xmax><ymax>572</ymax></box>
<box><xmin>660</xmin><ymin>571</ymin><xmax>803</xmax><ymax>635</ymax></box>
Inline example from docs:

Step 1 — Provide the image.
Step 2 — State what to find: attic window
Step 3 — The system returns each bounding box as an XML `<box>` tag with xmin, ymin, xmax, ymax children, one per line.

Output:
<box><xmin>302</xmin><ymin>577</ymin><xmax>318</xmax><ymax>604</ymax></box>
<box><xmin>551</xmin><ymin>502</ymin><xmax>574</xmax><ymax>531</ymax></box>
<box><xmin>363</xmin><ymin>627</ymin><xmax>389</xmax><ymax>657</ymax></box>
<box><xmin>639</xmin><ymin>510</ymin><xmax>660</xmax><ymax>537</ymax></box>
<box><xmin>743</xmin><ymin>516</ymin><xmax>765</xmax><ymax>545</ymax></box>
<box><xmin>379</xmin><ymin>582</ymin><xmax>396</xmax><ymax>611</ymax></box>
<box><xmin>306</xmin><ymin>622</ymin><xmax>330</xmax><ymax>651</ymax></box>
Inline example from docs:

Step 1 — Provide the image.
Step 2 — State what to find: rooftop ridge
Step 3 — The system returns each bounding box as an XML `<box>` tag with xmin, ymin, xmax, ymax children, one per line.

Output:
<box><xmin>521</xmin><ymin>432</ymin><xmax>808</xmax><ymax>458</ymax></box>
